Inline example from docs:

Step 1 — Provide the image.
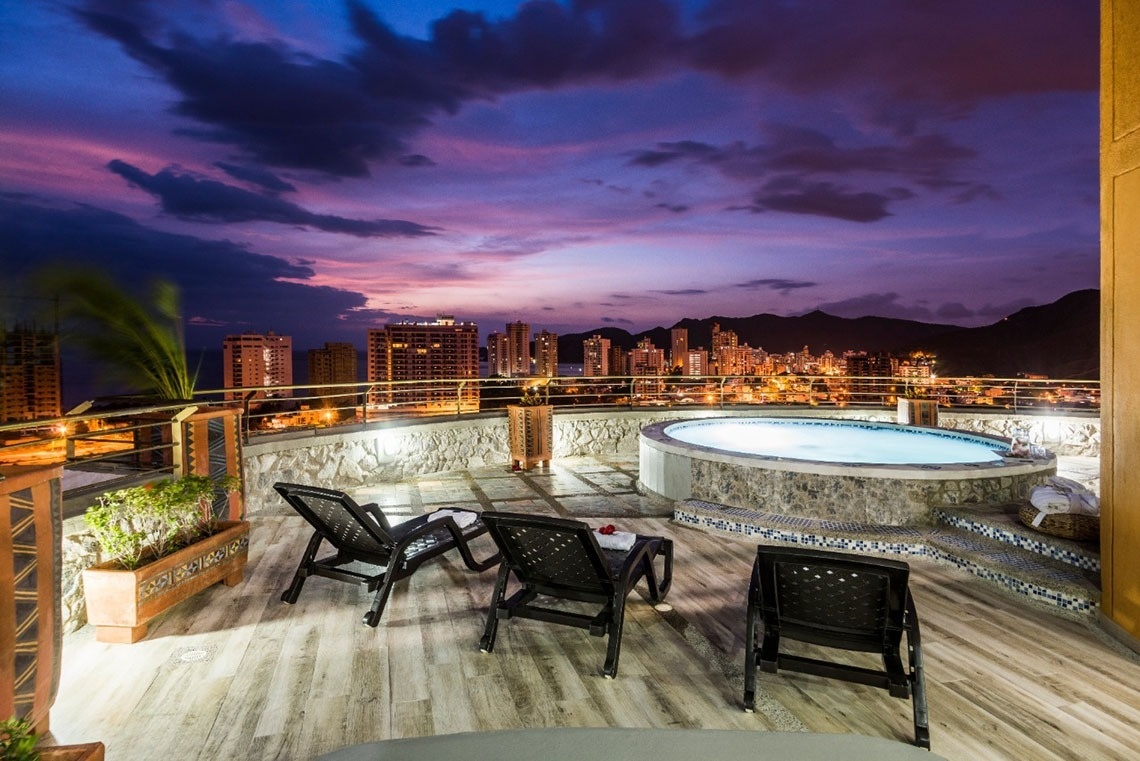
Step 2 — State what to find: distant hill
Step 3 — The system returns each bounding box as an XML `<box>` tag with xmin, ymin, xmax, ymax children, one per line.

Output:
<box><xmin>561</xmin><ymin>313</ymin><xmax>961</xmax><ymax>362</ymax></box>
<box><xmin>899</xmin><ymin>289</ymin><xmax>1099</xmax><ymax>379</ymax></box>
<box><xmin>558</xmin><ymin>289</ymin><xmax>1100</xmax><ymax>379</ymax></box>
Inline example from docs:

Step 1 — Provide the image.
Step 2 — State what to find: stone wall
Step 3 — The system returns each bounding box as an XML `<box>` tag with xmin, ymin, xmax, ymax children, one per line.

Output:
<box><xmin>688</xmin><ymin>458</ymin><xmax>1054</xmax><ymax>526</ymax></box>
<box><xmin>57</xmin><ymin>406</ymin><xmax>1099</xmax><ymax>632</ymax></box>
<box><xmin>242</xmin><ymin>407</ymin><xmax>1099</xmax><ymax>514</ymax></box>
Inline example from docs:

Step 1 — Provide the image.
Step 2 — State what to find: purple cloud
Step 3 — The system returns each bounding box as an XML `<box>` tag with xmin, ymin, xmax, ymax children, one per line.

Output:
<box><xmin>108</xmin><ymin>160</ymin><xmax>437</xmax><ymax>237</ymax></box>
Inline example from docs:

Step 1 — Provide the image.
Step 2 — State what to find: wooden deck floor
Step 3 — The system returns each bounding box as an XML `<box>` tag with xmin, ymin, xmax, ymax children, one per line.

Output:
<box><xmin>47</xmin><ymin>511</ymin><xmax>1140</xmax><ymax>761</ymax></box>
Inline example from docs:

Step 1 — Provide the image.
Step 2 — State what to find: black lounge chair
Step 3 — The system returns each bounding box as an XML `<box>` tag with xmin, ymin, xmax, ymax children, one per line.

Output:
<box><xmin>744</xmin><ymin>545</ymin><xmax>930</xmax><ymax>749</ymax></box>
<box><xmin>477</xmin><ymin>512</ymin><xmax>673</xmax><ymax>678</ymax></box>
<box><xmin>274</xmin><ymin>482</ymin><xmax>501</xmax><ymax>627</ymax></box>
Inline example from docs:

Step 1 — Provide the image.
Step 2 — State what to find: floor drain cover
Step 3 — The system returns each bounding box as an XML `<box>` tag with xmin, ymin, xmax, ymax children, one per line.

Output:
<box><xmin>170</xmin><ymin>645</ymin><xmax>217</xmax><ymax>665</ymax></box>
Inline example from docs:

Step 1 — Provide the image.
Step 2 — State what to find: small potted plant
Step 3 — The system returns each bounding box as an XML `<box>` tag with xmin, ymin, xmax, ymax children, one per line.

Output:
<box><xmin>507</xmin><ymin>384</ymin><xmax>553</xmax><ymax>470</ymax></box>
<box><xmin>81</xmin><ymin>474</ymin><xmax>249</xmax><ymax>643</ymax></box>
<box><xmin>898</xmin><ymin>384</ymin><xmax>938</xmax><ymax>426</ymax></box>
<box><xmin>1</xmin><ymin>718</ymin><xmax>39</xmax><ymax>761</ymax></box>
<box><xmin>0</xmin><ymin>718</ymin><xmax>104</xmax><ymax>761</ymax></box>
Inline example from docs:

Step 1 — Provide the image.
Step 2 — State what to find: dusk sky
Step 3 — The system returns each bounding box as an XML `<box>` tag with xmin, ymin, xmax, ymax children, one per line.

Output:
<box><xmin>0</xmin><ymin>0</ymin><xmax>1099</xmax><ymax>354</ymax></box>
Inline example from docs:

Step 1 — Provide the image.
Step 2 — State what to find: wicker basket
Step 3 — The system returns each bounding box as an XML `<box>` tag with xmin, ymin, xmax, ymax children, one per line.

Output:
<box><xmin>1018</xmin><ymin>504</ymin><xmax>1100</xmax><ymax>542</ymax></box>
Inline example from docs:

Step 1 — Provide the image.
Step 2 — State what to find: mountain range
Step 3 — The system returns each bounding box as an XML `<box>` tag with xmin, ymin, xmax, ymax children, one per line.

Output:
<box><xmin>557</xmin><ymin>289</ymin><xmax>1099</xmax><ymax>379</ymax></box>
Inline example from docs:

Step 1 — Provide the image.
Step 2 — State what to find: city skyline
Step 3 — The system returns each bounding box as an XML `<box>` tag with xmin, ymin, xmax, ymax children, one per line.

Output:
<box><xmin>0</xmin><ymin>1</ymin><xmax>1098</xmax><ymax>352</ymax></box>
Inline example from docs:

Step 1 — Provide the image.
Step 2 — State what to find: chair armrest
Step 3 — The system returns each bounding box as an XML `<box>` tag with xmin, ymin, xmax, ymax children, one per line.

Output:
<box><xmin>613</xmin><ymin>536</ymin><xmax>664</xmax><ymax>588</ymax></box>
<box><xmin>390</xmin><ymin>511</ymin><xmax>499</xmax><ymax>572</ymax></box>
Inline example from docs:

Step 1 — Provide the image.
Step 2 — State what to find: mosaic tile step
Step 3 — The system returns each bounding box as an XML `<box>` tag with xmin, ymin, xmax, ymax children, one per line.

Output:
<box><xmin>924</xmin><ymin>528</ymin><xmax>1100</xmax><ymax>614</ymax></box>
<box><xmin>674</xmin><ymin>499</ymin><xmax>1100</xmax><ymax>619</ymax></box>
<box><xmin>936</xmin><ymin>504</ymin><xmax>1100</xmax><ymax>573</ymax></box>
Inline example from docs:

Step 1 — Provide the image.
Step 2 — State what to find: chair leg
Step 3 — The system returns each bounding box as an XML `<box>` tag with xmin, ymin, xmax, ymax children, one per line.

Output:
<box><xmin>281</xmin><ymin>532</ymin><xmax>323</xmax><ymax>604</ymax></box>
<box><xmin>656</xmin><ymin>538</ymin><xmax>673</xmax><ymax>599</ymax></box>
<box><xmin>641</xmin><ymin>538</ymin><xmax>674</xmax><ymax>602</ymax></box>
<box><xmin>362</xmin><ymin>570</ymin><xmax>398</xmax><ymax>628</ymax></box>
<box><xmin>602</xmin><ymin>593</ymin><xmax>629</xmax><ymax>679</ymax></box>
<box><xmin>743</xmin><ymin>600</ymin><xmax>759</xmax><ymax>712</ymax></box>
<box><xmin>911</xmin><ymin>655</ymin><xmax>931</xmax><ymax>749</ymax></box>
<box><xmin>907</xmin><ymin>598</ymin><xmax>931</xmax><ymax>749</ymax></box>
<box><xmin>479</xmin><ymin>564</ymin><xmax>512</xmax><ymax>652</ymax></box>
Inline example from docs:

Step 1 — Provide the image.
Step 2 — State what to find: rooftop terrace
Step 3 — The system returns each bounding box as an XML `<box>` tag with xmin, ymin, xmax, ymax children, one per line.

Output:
<box><xmin>43</xmin><ymin>451</ymin><xmax>1140</xmax><ymax>761</ymax></box>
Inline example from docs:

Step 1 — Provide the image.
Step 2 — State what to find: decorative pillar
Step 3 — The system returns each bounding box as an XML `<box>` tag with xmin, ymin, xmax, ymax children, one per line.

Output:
<box><xmin>508</xmin><ymin>405</ymin><xmax>554</xmax><ymax>470</ymax></box>
<box><xmin>1</xmin><ymin>465</ymin><xmax>63</xmax><ymax>734</ymax></box>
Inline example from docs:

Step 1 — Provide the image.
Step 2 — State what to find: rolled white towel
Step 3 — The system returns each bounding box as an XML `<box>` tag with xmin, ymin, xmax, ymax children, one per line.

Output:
<box><xmin>427</xmin><ymin>508</ymin><xmax>478</xmax><ymax>529</ymax></box>
<box><xmin>1047</xmin><ymin>476</ymin><xmax>1100</xmax><ymax>515</ymax></box>
<box><xmin>1029</xmin><ymin>486</ymin><xmax>1071</xmax><ymax>514</ymax></box>
<box><xmin>594</xmin><ymin>529</ymin><xmax>636</xmax><ymax>552</ymax></box>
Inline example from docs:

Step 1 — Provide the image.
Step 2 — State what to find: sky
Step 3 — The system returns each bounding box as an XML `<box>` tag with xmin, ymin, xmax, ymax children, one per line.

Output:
<box><xmin>0</xmin><ymin>0</ymin><xmax>1099</xmax><ymax>355</ymax></box>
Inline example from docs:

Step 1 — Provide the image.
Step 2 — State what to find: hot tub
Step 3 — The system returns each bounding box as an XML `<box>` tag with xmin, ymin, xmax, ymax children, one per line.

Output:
<box><xmin>639</xmin><ymin>417</ymin><xmax>1055</xmax><ymax>525</ymax></box>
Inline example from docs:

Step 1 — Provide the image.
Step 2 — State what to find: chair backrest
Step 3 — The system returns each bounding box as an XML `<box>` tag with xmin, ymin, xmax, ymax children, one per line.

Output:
<box><xmin>753</xmin><ymin>545</ymin><xmax>910</xmax><ymax>653</ymax></box>
<box><xmin>480</xmin><ymin>512</ymin><xmax>615</xmax><ymax>595</ymax></box>
<box><xmin>274</xmin><ymin>482</ymin><xmax>395</xmax><ymax>555</ymax></box>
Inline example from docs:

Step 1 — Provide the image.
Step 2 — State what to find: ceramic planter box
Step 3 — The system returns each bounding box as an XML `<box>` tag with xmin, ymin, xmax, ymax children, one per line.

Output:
<box><xmin>41</xmin><ymin>742</ymin><xmax>106</xmax><ymax>761</ymax></box>
<box><xmin>897</xmin><ymin>398</ymin><xmax>939</xmax><ymax>427</ymax></box>
<box><xmin>82</xmin><ymin>520</ymin><xmax>250</xmax><ymax>644</ymax></box>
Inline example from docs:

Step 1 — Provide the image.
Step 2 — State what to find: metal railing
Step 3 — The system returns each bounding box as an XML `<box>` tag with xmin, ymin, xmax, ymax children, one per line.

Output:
<box><xmin>0</xmin><ymin>374</ymin><xmax>1100</xmax><ymax>475</ymax></box>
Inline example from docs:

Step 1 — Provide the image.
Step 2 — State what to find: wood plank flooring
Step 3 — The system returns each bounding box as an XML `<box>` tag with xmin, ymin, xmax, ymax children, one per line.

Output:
<box><xmin>46</xmin><ymin>514</ymin><xmax>1140</xmax><ymax>761</ymax></box>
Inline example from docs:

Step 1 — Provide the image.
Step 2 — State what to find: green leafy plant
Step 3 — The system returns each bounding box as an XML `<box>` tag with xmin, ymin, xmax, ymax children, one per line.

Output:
<box><xmin>518</xmin><ymin>384</ymin><xmax>547</xmax><ymax>406</ymax></box>
<box><xmin>0</xmin><ymin>717</ymin><xmax>40</xmax><ymax>761</ymax></box>
<box><xmin>84</xmin><ymin>474</ymin><xmax>241</xmax><ymax>570</ymax></box>
<box><xmin>40</xmin><ymin>269</ymin><xmax>196</xmax><ymax>400</ymax></box>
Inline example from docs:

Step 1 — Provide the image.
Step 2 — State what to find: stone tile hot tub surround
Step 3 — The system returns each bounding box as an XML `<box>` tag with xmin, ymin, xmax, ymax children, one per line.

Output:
<box><xmin>639</xmin><ymin>418</ymin><xmax>1057</xmax><ymax>526</ymax></box>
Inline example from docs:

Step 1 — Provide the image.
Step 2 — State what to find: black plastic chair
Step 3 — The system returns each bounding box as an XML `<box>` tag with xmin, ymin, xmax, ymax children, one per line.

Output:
<box><xmin>477</xmin><ymin>512</ymin><xmax>673</xmax><ymax>678</ymax></box>
<box><xmin>744</xmin><ymin>545</ymin><xmax>930</xmax><ymax>749</ymax></box>
<box><xmin>274</xmin><ymin>482</ymin><xmax>501</xmax><ymax>627</ymax></box>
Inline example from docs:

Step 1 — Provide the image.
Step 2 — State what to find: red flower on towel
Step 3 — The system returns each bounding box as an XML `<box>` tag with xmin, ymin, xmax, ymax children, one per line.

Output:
<box><xmin>597</xmin><ymin>524</ymin><xmax>616</xmax><ymax>535</ymax></box>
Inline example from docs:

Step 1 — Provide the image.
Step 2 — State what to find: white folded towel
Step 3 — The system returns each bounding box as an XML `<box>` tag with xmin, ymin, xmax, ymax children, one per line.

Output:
<box><xmin>594</xmin><ymin>529</ymin><xmax>636</xmax><ymax>552</ymax></box>
<box><xmin>1029</xmin><ymin>477</ymin><xmax>1100</xmax><ymax>517</ymax></box>
<box><xmin>427</xmin><ymin>509</ymin><xmax>478</xmax><ymax>529</ymax></box>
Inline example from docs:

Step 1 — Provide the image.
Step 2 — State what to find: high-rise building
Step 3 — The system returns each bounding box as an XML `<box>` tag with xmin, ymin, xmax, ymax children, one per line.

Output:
<box><xmin>583</xmin><ymin>335</ymin><xmax>611</xmax><ymax>376</ymax></box>
<box><xmin>505</xmin><ymin>321</ymin><xmax>530</xmax><ymax>377</ymax></box>
<box><xmin>486</xmin><ymin>332</ymin><xmax>509</xmax><ymax>376</ymax></box>
<box><xmin>629</xmin><ymin>337</ymin><xmax>666</xmax><ymax>399</ymax></box>
<box><xmin>670</xmin><ymin>328</ymin><xmax>688</xmax><ymax>372</ymax></box>
<box><xmin>608</xmin><ymin>344</ymin><xmax>627</xmax><ymax>376</ymax></box>
<box><xmin>222</xmin><ymin>331</ymin><xmax>292</xmax><ymax>401</ymax></box>
<box><xmin>717</xmin><ymin>345</ymin><xmax>754</xmax><ymax>376</ymax></box>
<box><xmin>846</xmin><ymin>352</ymin><xmax>896</xmax><ymax>404</ymax></box>
<box><xmin>534</xmin><ymin>330</ymin><xmax>558</xmax><ymax>377</ymax></box>
<box><xmin>0</xmin><ymin>322</ymin><xmax>60</xmax><ymax>422</ymax></box>
<box><xmin>683</xmin><ymin>349</ymin><xmax>709</xmax><ymax>376</ymax></box>
<box><xmin>367</xmin><ymin>315</ymin><xmax>479</xmax><ymax>412</ymax></box>
<box><xmin>629</xmin><ymin>337</ymin><xmax>666</xmax><ymax>376</ymax></box>
<box><xmin>307</xmin><ymin>342</ymin><xmax>358</xmax><ymax>411</ymax></box>
<box><xmin>710</xmin><ymin>323</ymin><xmax>738</xmax><ymax>374</ymax></box>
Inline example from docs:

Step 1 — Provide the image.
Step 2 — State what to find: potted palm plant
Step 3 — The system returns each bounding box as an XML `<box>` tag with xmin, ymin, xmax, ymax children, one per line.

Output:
<box><xmin>44</xmin><ymin>269</ymin><xmax>195</xmax><ymax>401</ymax></box>
<box><xmin>81</xmin><ymin>474</ymin><xmax>248</xmax><ymax>643</ymax></box>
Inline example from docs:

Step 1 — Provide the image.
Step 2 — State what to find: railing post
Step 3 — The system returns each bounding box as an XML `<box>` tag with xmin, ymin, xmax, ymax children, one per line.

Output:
<box><xmin>362</xmin><ymin>385</ymin><xmax>376</xmax><ymax>423</ymax></box>
<box><xmin>170</xmin><ymin>405</ymin><xmax>198</xmax><ymax>477</ymax></box>
<box><xmin>457</xmin><ymin>380</ymin><xmax>466</xmax><ymax>416</ymax></box>
<box><xmin>241</xmin><ymin>391</ymin><xmax>256</xmax><ymax>443</ymax></box>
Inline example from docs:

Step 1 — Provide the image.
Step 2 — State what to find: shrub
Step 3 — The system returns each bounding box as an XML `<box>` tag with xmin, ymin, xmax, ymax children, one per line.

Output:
<box><xmin>0</xmin><ymin>717</ymin><xmax>40</xmax><ymax>761</ymax></box>
<box><xmin>84</xmin><ymin>474</ymin><xmax>241</xmax><ymax>570</ymax></box>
